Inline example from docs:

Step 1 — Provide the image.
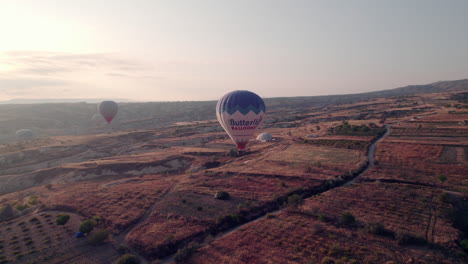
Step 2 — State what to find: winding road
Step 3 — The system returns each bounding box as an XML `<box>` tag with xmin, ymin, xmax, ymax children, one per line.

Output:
<box><xmin>343</xmin><ymin>124</ymin><xmax>391</xmax><ymax>186</ymax></box>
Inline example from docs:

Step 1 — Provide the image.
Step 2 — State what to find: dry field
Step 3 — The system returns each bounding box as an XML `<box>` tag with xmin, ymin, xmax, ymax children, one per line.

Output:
<box><xmin>0</xmin><ymin>90</ymin><xmax>467</xmax><ymax>263</ymax></box>
<box><xmin>363</xmin><ymin>111</ymin><xmax>468</xmax><ymax>192</ymax></box>
<box><xmin>190</xmin><ymin>211</ymin><xmax>456</xmax><ymax>264</ymax></box>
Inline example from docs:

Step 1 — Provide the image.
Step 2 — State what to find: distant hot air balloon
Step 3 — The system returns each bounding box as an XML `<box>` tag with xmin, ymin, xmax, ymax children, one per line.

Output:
<box><xmin>16</xmin><ymin>129</ymin><xmax>34</xmax><ymax>140</ymax></box>
<box><xmin>256</xmin><ymin>132</ymin><xmax>272</xmax><ymax>142</ymax></box>
<box><xmin>98</xmin><ymin>101</ymin><xmax>118</xmax><ymax>124</ymax></box>
<box><xmin>216</xmin><ymin>90</ymin><xmax>266</xmax><ymax>150</ymax></box>
<box><xmin>91</xmin><ymin>113</ymin><xmax>105</xmax><ymax>124</ymax></box>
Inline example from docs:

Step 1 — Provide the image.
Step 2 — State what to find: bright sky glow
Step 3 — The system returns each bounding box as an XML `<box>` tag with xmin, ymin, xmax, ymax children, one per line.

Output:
<box><xmin>0</xmin><ymin>0</ymin><xmax>467</xmax><ymax>102</ymax></box>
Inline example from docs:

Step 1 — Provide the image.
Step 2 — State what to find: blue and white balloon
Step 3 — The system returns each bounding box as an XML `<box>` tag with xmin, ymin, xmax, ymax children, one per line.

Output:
<box><xmin>216</xmin><ymin>90</ymin><xmax>266</xmax><ymax>150</ymax></box>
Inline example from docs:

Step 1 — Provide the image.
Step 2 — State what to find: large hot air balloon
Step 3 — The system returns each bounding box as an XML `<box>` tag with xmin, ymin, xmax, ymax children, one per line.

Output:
<box><xmin>16</xmin><ymin>129</ymin><xmax>34</xmax><ymax>140</ymax></box>
<box><xmin>98</xmin><ymin>101</ymin><xmax>118</xmax><ymax>124</ymax></box>
<box><xmin>216</xmin><ymin>90</ymin><xmax>266</xmax><ymax>150</ymax></box>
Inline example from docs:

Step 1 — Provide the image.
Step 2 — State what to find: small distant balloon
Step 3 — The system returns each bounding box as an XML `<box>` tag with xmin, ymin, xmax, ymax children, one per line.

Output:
<box><xmin>216</xmin><ymin>90</ymin><xmax>266</xmax><ymax>150</ymax></box>
<box><xmin>16</xmin><ymin>129</ymin><xmax>34</xmax><ymax>140</ymax></box>
<box><xmin>256</xmin><ymin>132</ymin><xmax>272</xmax><ymax>142</ymax></box>
<box><xmin>91</xmin><ymin>113</ymin><xmax>103</xmax><ymax>121</ymax></box>
<box><xmin>98</xmin><ymin>101</ymin><xmax>118</xmax><ymax>124</ymax></box>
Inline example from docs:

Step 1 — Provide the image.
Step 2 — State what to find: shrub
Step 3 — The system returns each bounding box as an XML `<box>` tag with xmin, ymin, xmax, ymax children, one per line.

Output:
<box><xmin>321</xmin><ymin>257</ymin><xmax>334</xmax><ymax>264</ymax></box>
<box><xmin>363</xmin><ymin>222</ymin><xmax>385</xmax><ymax>235</ymax></box>
<box><xmin>88</xmin><ymin>229</ymin><xmax>110</xmax><ymax>245</ymax></box>
<box><xmin>395</xmin><ymin>231</ymin><xmax>425</xmax><ymax>246</ymax></box>
<box><xmin>204</xmin><ymin>234</ymin><xmax>214</xmax><ymax>243</ymax></box>
<box><xmin>439</xmin><ymin>175</ymin><xmax>447</xmax><ymax>184</ymax></box>
<box><xmin>461</xmin><ymin>239</ymin><xmax>468</xmax><ymax>252</ymax></box>
<box><xmin>228</xmin><ymin>149</ymin><xmax>237</xmax><ymax>157</ymax></box>
<box><xmin>437</xmin><ymin>193</ymin><xmax>450</xmax><ymax>203</ymax></box>
<box><xmin>28</xmin><ymin>195</ymin><xmax>39</xmax><ymax>205</ymax></box>
<box><xmin>92</xmin><ymin>216</ymin><xmax>102</xmax><ymax>223</ymax></box>
<box><xmin>164</xmin><ymin>234</ymin><xmax>175</xmax><ymax>243</ymax></box>
<box><xmin>327</xmin><ymin>243</ymin><xmax>343</xmax><ymax>257</ymax></box>
<box><xmin>444</xmin><ymin>198</ymin><xmax>468</xmax><ymax>236</ymax></box>
<box><xmin>29</xmin><ymin>217</ymin><xmax>40</xmax><ymax>223</ymax></box>
<box><xmin>15</xmin><ymin>204</ymin><xmax>29</xmax><ymax>211</ymax></box>
<box><xmin>56</xmin><ymin>214</ymin><xmax>70</xmax><ymax>226</ymax></box>
<box><xmin>311</xmin><ymin>223</ymin><xmax>323</xmax><ymax>235</ymax></box>
<box><xmin>230</xmin><ymin>214</ymin><xmax>240</xmax><ymax>223</ymax></box>
<box><xmin>117</xmin><ymin>244</ymin><xmax>130</xmax><ymax>254</ymax></box>
<box><xmin>116</xmin><ymin>254</ymin><xmax>140</xmax><ymax>264</ymax></box>
<box><xmin>174</xmin><ymin>242</ymin><xmax>199</xmax><ymax>263</ymax></box>
<box><xmin>79</xmin><ymin>220</ymin><xmax>95</xmax><ymax>234</ymax></box>
<box><xmin>339</xmin><ymin>212</ymin><xmax>355</xmax><ymax>226</ymax></box>
<box><xmin>318</xmin><ymin>214</ymin><xmax>326</xmax><ymax>222</ymax></box>
<box><xmin>395</xmin><ymin>231</ymin><xmax>411</xmax><ymax>245</ymax></box>
<box><xmin>214</xmin><ymin>191</ymin><xmax>230</xmax><ymax>200</ymax></box>
<box><xmin>287</xmin><ymin>194</ymin><xmax>304</xmax><ymax>210</ymax></box>
<box><xmin>329</xmin><ymin>121</ymin><xmax>385</xmax><ymax>136</ymax></box>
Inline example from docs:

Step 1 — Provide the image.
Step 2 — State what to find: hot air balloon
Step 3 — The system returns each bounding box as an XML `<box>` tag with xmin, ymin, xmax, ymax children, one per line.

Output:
<box><xmin>98</xmin><ymin>101</ymin><xmax>118</xmax><ymax>124</ymax></box>
<box><xmin>91</xmin><ymin>113</ymin><xmax>105</xmax><ymax>125</ymax></box>
<box><xmin>256</xmin><ymin>132</ymin><xmax>272</xmax><ymax>142</ymax></box>
<box><xmin>216</xmin><ymin>90</ymin><xmax>266</xmax><ymax>150</ymax></box>
<box><xmin>16</xmin><ymin>129</ymin><xmax>34</xmax><ymax>140</ymax></box>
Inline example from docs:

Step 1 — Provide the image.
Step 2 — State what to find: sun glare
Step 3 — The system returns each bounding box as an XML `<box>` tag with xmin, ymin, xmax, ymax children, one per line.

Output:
<box><xmin>0</xmin><ymin>63</ymin><xmax>16</xmax><ymax>72</ymax></box>
<box><xmin>0</xmin><ymin>6</ymin><xmax>95</xmax><ymax>53</ymax></box>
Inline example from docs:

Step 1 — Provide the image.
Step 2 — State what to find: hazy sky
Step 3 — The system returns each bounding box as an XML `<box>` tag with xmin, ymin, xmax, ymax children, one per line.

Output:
<box><xmin>0</xmin><ymin>0</ymin><xmax>467</xmax><ymax>102</ymax></box>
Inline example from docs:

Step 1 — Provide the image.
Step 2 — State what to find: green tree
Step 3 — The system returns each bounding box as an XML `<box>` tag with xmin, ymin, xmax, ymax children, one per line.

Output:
<box><xmin>439</xmin><ymin>175</ymin><xmax>447</xmax><ymax>184</ymax></box>
<box><xmin>79</xmin><ymin>220</ymin><xmax>95</xmax><ymax>234</ymax></box>
<box><xmin>56</xmin><ymin>214</ymin><xmax>70</xmax><ymax>226</ymax></box>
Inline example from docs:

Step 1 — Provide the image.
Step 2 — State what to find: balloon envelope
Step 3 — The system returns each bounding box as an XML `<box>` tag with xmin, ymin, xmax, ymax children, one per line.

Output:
<box><xmin>216</xmin><ymin>90</ymin><xmax>266</xmax><ymax>149</ymax></box>
<box><xmin>16</xmin><ymin>129</ymin><xmax>34</xmax><ymax>140</ymax></box>
<box><xmin>98</xmin><ymin>101</ymin><xmax>118</xmax><ymax>124</ymax></box>
<box><xmin>91</xmin><ymin>113</ymin><xmax>105</xmax><ymax>125</ymax></box>
<box><xmin>256</xmin><ymin>132</ymin><xmax>272</xmax><ymax>142</ymax></box>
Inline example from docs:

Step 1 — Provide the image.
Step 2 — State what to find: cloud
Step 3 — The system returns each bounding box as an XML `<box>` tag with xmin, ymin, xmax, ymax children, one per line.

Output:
<box><xmin>0</xmin><ymin>78</ymin><xmax>69</xmax><ymax>96</ymax></box>
<box><xmin>17</xmin><ymin>66</ymin><xmax>73</xmax><ymax>75</ymax></box>
<box><xmin>0</xmin><ymin>51</ymin><xmax>162</xmax><ymax>98</ymax></box>
<box><xmin>107</xmin><ymin>72</ymin><xmax>129</xmax><ymax>78</ymax></box>
<box><xmin>0</xmin><ymin>78</ymin><xmax>67</xmax><ymax>89</ymax></box>
<box><xmin>1</xmin><ymin>51</ymin><xmax>155</xmax><ymax>77</ymax></box>
<box><xmin>4</xmin><ymin>51</ymin><xmax>152</xmax><ymax>73</ymax></box>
